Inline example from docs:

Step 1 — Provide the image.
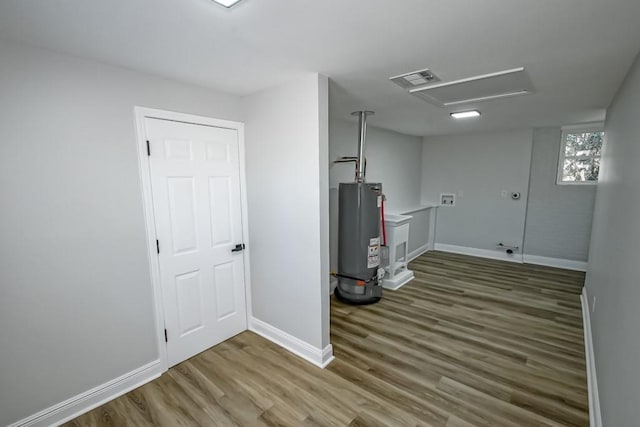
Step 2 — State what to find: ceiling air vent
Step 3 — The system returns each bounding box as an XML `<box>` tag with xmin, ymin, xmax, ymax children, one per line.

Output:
<box><xmin>390</xmin><ymin>68</ymin><xmax>441</xmax><ymax>89</ymax></box>
<box><xmin>409</xmin><ymin>67</ymin><xmax>534</xmax><ymax>107</ymax></box>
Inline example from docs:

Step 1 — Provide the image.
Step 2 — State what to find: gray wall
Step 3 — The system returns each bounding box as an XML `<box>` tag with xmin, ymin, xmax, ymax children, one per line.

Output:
<box><xmin>421</xmin><ymin>130</ymin><xmax>533</xmax><ymax>255</ymax></box>
<box><xmin>329</xmin><ymin>118</ymin><xmax>423</xmax><ymax>212</ymax></box>
<box><xmin>244</xmin><ymin>74</ymin><xmax>330</xmax><ymax>350</ymax></box>
<box><xmin>585</xmin><ymin>51</ymin><xmax>640</xmax><ymax>426</ymax></box>
<box><xmin>523</xmin><ymin>128</ymin><xmax>596</xmax><ymax>261</ymax></box>
<box><xmin>0</xmin><ymin>41</ymin><xmax>243</xmax><ymax>425</ymax></box>
<box><xmin>329</xmin><ymin>118</ymin><xmax>423</xmax><ymax>274</ymax></box>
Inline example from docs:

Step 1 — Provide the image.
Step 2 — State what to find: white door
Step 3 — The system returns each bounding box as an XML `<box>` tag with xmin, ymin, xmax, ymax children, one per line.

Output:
<box><xmin>146</xmin><ymin>117</ymin><xmax>247</xmax><ymax>367</ymax></box>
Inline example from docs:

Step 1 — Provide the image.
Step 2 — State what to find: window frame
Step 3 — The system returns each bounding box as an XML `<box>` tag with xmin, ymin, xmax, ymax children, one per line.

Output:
<box><xmin>556</xmin><ymin>123</ymin><xmax>604</xmax><ymax>186</ymax></box>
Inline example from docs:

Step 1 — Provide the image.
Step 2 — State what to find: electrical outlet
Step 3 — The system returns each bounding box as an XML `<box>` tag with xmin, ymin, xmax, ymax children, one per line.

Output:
<box><xmin>592</xmin><ymin>296</ymin><xmax>596</xmax><ymax>313</ymax></box>
<box><xmin>440</xmin><ymin>193</ymin><xmax>456</xmax><ymax>206</ymax></box>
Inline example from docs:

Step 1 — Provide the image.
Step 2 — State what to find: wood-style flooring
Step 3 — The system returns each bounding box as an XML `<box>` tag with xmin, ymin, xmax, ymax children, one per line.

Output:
<box><xmin>65</xmin><ymin>251</ymin><xmax>589</xmax><ymax>426</ymax></box>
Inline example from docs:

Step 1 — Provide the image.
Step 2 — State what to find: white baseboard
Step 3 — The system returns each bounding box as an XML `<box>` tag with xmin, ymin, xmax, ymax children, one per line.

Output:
<box><xmin>523</xmin><ymin>254</ymin><xmax>588</xmax><ymax>272</ymax></box>
<box><xmin>382</xmin><ymin>269</ymin><xmax>414</xmax><ymax>290</ymax></box>
<box><xmin>434</xmin><ymin>243</ymin><xmax>523</xmax><ymax>263</ymax></box>
<box><xmin>249</xmin><ymin>317</ymin><xmax>334</xmax><ymax>369</ymax></box>
<box><xmin>329</xmin><ymin>277</ymin><xmax>338</xmax><ymax>295</ymax></box>
<box><xmin>433</xmin><ymin>244</ymin><xmax>588</xmax><ymax>272</ymax></box>
<box><xmin>321</xmin><ymin>344</ymin><xmax>335</xmax><ymax>367</ymax></box>
<box><xmin>581</xmin><ymin>288</ymin><xmax>602</xmax><ymax>427</ymax></box>
<box><xmin>9</xmin><ymin>361</ymin><xmax>162</xmax><ymax>427</ymax></box>
<box><xmin>408</xmin><ymin>243</ymin><xmax>430</xmax><ymax>262</ymax></box>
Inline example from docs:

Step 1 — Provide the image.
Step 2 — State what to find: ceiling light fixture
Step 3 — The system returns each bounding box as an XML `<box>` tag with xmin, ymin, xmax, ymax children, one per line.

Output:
<box><xmin>211</xmin><ymin>0</ymin><xmax>243</xmax><ymax>8</ymax></box>
<box><xmin>450</xmin><ymin>110</ymin><xmax>481</xmax><ymax>119</ymax></box>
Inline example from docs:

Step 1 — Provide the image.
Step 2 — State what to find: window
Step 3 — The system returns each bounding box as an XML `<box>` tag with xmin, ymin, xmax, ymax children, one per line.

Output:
<box><xmin>557</xmin><ymin>125</ymin><xmax>604</xmax><ymax>185</ymax></box>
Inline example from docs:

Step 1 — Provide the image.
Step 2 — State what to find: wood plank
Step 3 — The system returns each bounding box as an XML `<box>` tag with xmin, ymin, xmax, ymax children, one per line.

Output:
<box><xmin>64</xmin><ymin>251</ymin><xmax>588</xmax><ymax>427</ymax></box>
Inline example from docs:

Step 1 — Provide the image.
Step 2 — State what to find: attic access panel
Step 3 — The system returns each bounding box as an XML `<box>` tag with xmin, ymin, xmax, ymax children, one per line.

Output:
<box><xmin>409</xmin><ymin>67</ymin><xmax>534</xmax><ymax>107</ymax></box>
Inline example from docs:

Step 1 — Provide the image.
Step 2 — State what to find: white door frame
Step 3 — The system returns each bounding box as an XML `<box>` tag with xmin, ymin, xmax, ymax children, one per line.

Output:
<box><xmin>133</xmin><ymin>106</ymin><xmax>252</xmax><ymax>372</ymax></box>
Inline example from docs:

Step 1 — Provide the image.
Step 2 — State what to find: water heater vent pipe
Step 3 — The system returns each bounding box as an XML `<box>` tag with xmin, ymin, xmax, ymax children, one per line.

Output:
<box><xmin>351</xmin><ymin>110</ymin><xmax>374</xmax><ymax>183</ymax></box>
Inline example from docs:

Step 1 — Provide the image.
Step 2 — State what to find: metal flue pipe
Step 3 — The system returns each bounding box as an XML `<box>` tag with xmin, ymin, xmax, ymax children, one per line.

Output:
<box><xmin>351</xmin><ymin>110</ymin><xmax>374</xmax><ymax>183</ymax></box>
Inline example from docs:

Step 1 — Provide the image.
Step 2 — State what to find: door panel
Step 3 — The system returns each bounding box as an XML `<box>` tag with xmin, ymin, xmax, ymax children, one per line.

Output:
<box><xmin>146</xmin><ymin>117</ymin><xmax>247</xmax><ymax>367</ymax></box>
<box><xmin>209</xmin><ymin>177</ymin><xmax>233</xmax><ymax>246</ymax></box>
<box><xmin>175</xmin><ymin>270</ymin><xmax>204</xmax><ymax>335</ymax></box>
<box><xmin>213</xmin><ymin>261</ymin><xmax>236</xmax><ymax>319</ymax></box>
<box><xmin>165</xmin><ymin>139</ymin><xmax>193</xmax><ymax>160</ymax></box>
<box><xmin>167</xmin><ymin>177</ymin><xmax>199</xmax><ymax>254</ymax></box>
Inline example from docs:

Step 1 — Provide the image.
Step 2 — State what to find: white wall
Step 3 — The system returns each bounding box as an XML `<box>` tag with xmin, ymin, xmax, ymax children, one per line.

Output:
<box><xmin>524</xmin><ymin>128</ymin><xmax>596</xmax><ymax>261</ymax></box>
<box><xmin>406</xmin><ymin>208</ymin><xmax>435</xmax><ymax>257</ymax></box>
<box><xmin>585</xmin><ymin>51</ymin><xmax>640</xmax><ymax>426</ymax></box>
<box><xmin>243</xmin><ymin>74</ymin><xmax>330</xmax><ymax>351</ymax></box>
<box><xmin>329</xmin><ymin>119</ymin><xmax>423</xmax><ymax>274</ymax></box>
<box><xmin>421</xmin><ymin>130</ymin><xmax>533</xmax><ymax>257</ymax></box>
<box><xmin>0</xmin><ymin>41</ymin><xmax>243</xmax><ymax>426</ymax></box>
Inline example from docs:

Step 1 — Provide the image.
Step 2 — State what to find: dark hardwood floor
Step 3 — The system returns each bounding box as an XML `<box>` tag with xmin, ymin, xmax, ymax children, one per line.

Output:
<box><xmin>65</xmin><ymin>251</ymin><xmax>588</xmax><ymax>426</ymax></box>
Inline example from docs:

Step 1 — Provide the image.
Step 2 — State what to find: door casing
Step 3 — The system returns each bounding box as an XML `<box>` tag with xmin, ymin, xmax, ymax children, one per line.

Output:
<box><xmin>134</xmin><ymin>106</ymin><xmax>253</xmax><ymax>372</ymax></box>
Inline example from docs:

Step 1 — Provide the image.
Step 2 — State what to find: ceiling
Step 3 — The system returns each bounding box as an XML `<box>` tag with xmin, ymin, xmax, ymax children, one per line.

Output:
<box><xmin>1</xmin><ymin>0</ymin><xmax>639</xmax><ymax>136</ymax></box>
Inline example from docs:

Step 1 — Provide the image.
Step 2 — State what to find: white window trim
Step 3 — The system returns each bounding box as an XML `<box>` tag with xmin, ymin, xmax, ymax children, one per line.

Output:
<box><xmin>557</xmin><ymin>123</ymin><xmax>604</xmax><ymax>186</ymax></box>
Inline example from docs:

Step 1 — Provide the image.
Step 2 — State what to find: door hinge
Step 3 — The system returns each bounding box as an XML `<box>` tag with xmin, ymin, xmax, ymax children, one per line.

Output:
<box><xmin>146</xmin><ymin>140</ymin><xmax>151</xmax><ymax>156</ymax></box>
<box><xmin>164</xmin><ymin>329</ymin><xmax>168</xmax><ymax>342</ymax></box>
<box><xmin>156</xmin><ymin>239</ymin><xmax>160</xmax><ymax>254</ymax></box>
